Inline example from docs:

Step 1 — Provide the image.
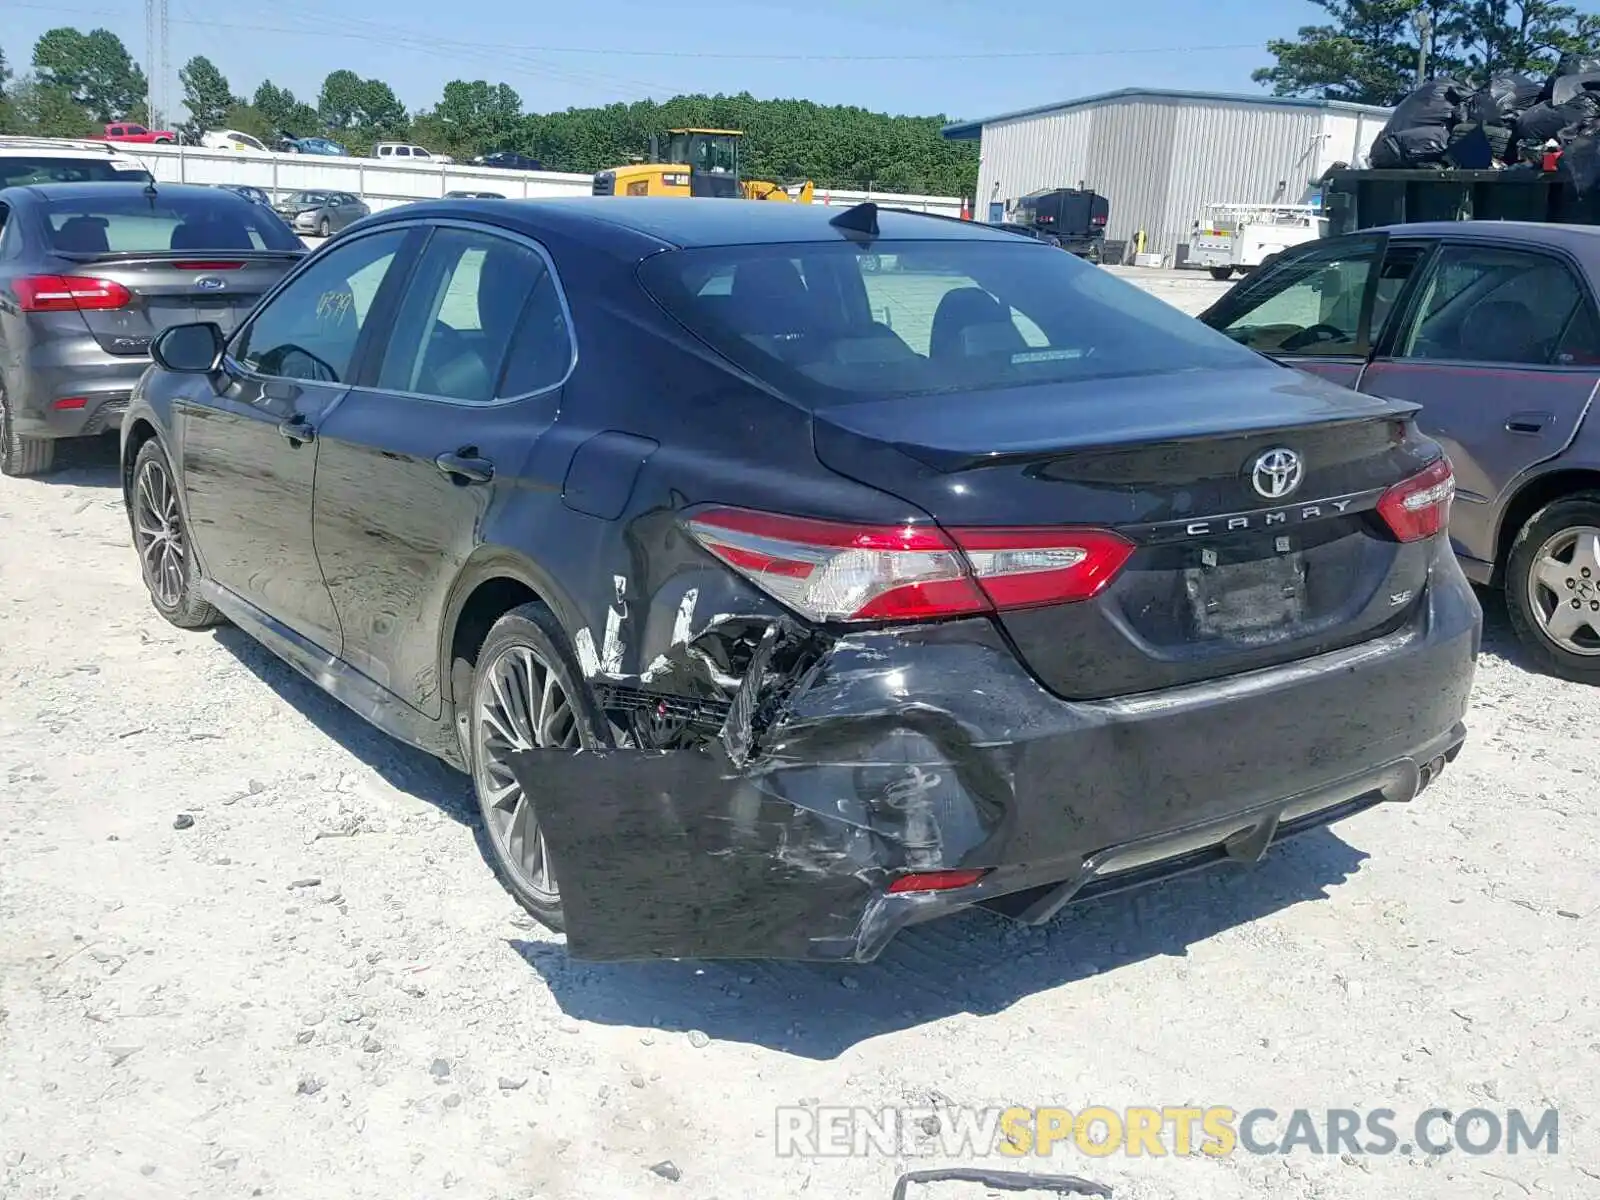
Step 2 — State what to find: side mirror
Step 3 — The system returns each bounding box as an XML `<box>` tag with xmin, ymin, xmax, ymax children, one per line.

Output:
<box><xmin>151</xmin><ymin>322</ymin><xmax>225</xmax><ymax>374</ymax></box>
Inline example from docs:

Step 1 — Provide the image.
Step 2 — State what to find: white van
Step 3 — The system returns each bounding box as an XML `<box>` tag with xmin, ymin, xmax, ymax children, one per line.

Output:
<box><xmin>201</xmin><ymin>129</ymin><xmax>270</xmax><ymax>154</ymax></box>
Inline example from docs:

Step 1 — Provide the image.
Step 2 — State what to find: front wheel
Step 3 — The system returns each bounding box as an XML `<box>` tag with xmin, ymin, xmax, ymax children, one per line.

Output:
<box><xmin>318</xmin><ymin>217</ymin><xmax>331</xmax><ymax>238</ymax></box>
<box><xmin>468</xmin><ymin>602</ymin><xmax>606</xmax><ymax>930</ymax></box>
<box><xmin>129</xmin><ymin>439</ymin><xmax>222</xmax><ymax>628</ymax></box>
<box><xmin>1208</xmin><ymin>266</ymin><xmax>1234</xmax><ymax>281</ymax></box>
<box><xmin>1505</xmin><ymin>493</ymin><xmax>1600</xmax><ymax>683</ymax></box>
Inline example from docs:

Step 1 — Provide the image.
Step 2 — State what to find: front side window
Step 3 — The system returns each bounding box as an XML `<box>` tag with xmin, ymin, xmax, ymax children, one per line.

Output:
<box><xmin>376</xmin><ymin>227</ymin><xmax>567</xmax><ymax>402</ymax></box>
<box><xmin>412</xmin><ymin>148</ymin><xmax>431</xmax><ymax>159</ymax></box>
<box><xmin>1212</xmin><ymin>238</ymin><xmax>1381</xmax><ymax>356</ymax></box>
<box><xmin>1395</xmin><ymin>244</ymin><xmax>1591</xmax><ymax>366</ymax></box>
<box><xmin>638</xmin><ymin>238</ymin><xmax>1266</xmax><ymax>405</ymax></box>
<box><xmin>232</xmin><ymin>228</ymin><xmax>408</xmax><ymax>383</ymax></box>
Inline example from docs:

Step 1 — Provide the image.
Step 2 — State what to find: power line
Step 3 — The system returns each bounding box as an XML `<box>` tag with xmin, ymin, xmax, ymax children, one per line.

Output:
<box><xmin>9</xmin><ymin>5</ymin><xmax>1263</xmax><ymax>64</ymax></box>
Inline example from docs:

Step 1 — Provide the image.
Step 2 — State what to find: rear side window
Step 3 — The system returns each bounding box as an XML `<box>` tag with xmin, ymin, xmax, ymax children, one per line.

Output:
<box><xmin>637</xmin><ymin>239</ymin><xmax>1264</xmax><ymax>403</ymax></box>
<box><xmin>376</xmin><ymin>228</ymin><xmax>569</xmax><ymax>402</ymax></box>
<box><xmin>1396</xmin><ymin>244</ymin><xmax>1589</xmax><ymax>366</ymax></box>
<box><xmin>41</xmin><ymin>193</ymin><xmax>304</xmax><ymax>254</ymax></box>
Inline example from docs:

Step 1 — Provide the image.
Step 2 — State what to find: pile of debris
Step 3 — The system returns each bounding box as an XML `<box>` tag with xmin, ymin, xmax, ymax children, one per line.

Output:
<box><xmin>1368</xmin><ymin>52</ymin><xmax>1600</xmax><ymax>176</ymax></box>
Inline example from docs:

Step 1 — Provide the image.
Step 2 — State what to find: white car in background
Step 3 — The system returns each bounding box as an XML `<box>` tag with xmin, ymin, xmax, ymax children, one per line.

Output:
<box><xmin>201</xmin><ymin>130</ymin><xmax>271</xmax><ymax>154</ymax></box>
<box><xmin>373</xmin><ymin>142</ymin><xmax>453</xmax><ymax>164</ymax></box>
<box><xmin>0</xmin><ymin>137</ymin><xmax>155</xmax><ymax>188</ymax></box>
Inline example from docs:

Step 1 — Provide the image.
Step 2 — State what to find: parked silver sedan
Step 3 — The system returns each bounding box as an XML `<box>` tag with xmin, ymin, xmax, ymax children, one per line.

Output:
<box><xmin>271</xmin><ymin>190</ymin><xmax>369</xmax><ymax>238</ymax></box>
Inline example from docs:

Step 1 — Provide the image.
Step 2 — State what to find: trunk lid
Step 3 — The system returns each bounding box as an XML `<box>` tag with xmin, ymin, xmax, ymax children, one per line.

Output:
<box><xmin>811</xmin><ymin>366</ymin><xmax>1440</xmax><ymax>699</ymax></box>
<box><xmin>53</xmin><ymin>250</ymin><xmax>302</xmax><ymax>355</ymax></box>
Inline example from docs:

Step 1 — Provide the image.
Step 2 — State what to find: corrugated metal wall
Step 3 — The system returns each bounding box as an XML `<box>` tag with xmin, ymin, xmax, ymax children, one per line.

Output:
<box><xmin>974</xmin><ymin>96</ymin><xmax>1389</xmax><ymax>263</ymax></box>
<box><xmin>974</xmin><ymin>107</ymin><xmax>1095</xmax><ymax>219</ymax></box>
<box><xmin>1160</xmin><ymin>103</ymin><xmax>1324</xmax><ymax>259</ymax></box>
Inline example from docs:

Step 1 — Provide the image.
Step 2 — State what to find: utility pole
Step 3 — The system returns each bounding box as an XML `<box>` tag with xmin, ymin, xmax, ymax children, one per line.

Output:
<box><xmin>1413</xmin><ymin>8</ymin><xmax>1434</xmax><ymax>85</ymax></box>
<box><xmin>144</xmin><ymin>0</ymin><xmax>168</xmax><ymax>128</ymax></box>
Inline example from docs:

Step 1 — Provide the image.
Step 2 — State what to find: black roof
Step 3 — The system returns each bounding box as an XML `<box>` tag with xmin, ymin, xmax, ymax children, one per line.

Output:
<box><xmin>372</xmin><ymin>196</ymin><xmax>1018</xmax><ymax>250</ymax></box>
<box><xmin>1370</xmin><ymin>219</ymin><xmax>1600</xmax><ymax>254</ymax></box>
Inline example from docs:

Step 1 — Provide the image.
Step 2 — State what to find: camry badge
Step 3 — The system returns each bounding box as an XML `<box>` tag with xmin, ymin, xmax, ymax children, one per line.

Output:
<box><xmin>1250</xmin><ymin>447</ymin><xmax>1304</xmax><ymax>501</ymax></box>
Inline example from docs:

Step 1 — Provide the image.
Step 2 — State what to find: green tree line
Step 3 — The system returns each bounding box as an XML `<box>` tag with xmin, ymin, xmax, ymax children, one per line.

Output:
<box><xmin>0</xmin><ymin>28</ymin><xmax>979</xmax><ymax>196</ymax></box>
<box><xmin>1257</xmin><ymin>0</ymin><xmax>1600</xmax><ymax>106</ymax></box>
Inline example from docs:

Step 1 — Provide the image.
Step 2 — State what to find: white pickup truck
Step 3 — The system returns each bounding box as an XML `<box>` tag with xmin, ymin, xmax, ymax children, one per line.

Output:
<box><xmin>1187</xmin><ymin>203</ymin><xmax>1327</xmax><ymax>280</ymax></box>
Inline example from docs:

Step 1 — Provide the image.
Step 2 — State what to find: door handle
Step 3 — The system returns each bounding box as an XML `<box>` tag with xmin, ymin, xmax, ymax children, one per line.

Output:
<box><xmin>434</xmin><ymin>447</ymin><xmax>494</xmax><ymax>485</ymax></box>
<box><xmin>1506</xmin><ymin>410</ymin><xmax>1551</xmax><ymax>435</ymax></box>
<box><xmin>276</xmin><ymin>414</ymin><xmax>315</xmax><ymax>445</ymax></box>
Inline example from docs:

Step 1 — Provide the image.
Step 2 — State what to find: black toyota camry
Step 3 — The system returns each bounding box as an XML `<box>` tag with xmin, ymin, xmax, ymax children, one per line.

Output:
<box><xmin>119</xmin><ymin>196</ymin><xmax>1480</xmax><ymax>962</ymax></box>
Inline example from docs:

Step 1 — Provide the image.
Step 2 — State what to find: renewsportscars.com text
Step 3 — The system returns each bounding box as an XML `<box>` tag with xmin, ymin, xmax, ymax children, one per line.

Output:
<box><xmin>774</xmin><ymin>1106</ymin><xmax>1560</xmax><ymax>1160</ymax></box>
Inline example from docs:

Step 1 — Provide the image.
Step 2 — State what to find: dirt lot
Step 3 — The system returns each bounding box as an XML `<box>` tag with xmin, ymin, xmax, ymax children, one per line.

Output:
<box><xmin>2</xmin><ymin>269</ymin><xmax>1598</xmax><ymax>1200</ymax></box>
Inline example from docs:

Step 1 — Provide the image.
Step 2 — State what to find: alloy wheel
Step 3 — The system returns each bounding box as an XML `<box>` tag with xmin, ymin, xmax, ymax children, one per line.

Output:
<box><xmin>1526</xmin><ymin>524</ymin><xmax>1600</xmax><ymax>656</ymax></box>
<box><xmin>471</xmin><ymin>643</ymin><xmax>581</xmax><ymax>904</ymax></box>
<box><xmin>133</xmin><ymin>458</ymin><xmax>186</xmax><ymax>608</ymax></box>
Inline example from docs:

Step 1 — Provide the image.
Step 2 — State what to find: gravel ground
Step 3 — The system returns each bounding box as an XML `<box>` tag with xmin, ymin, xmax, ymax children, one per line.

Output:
<box><xmin>2</xmin><ymin>268</ymin><xmax>1598</xmax><ymax>1200</ymax></box>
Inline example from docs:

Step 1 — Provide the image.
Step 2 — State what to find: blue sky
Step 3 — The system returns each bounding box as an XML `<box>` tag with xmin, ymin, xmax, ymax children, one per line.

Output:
<box><xmin>9</xmin><ymin>0</ymin><xmax>1314</xmax><ymax>121</ymax></box>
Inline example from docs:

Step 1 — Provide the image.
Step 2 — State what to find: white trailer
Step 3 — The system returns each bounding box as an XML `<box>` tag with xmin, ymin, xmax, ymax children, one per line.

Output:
<box><xmin>1187</xmin><ymin>203</ymin><xmax>1327</xmax><ymax>280</ymax></box>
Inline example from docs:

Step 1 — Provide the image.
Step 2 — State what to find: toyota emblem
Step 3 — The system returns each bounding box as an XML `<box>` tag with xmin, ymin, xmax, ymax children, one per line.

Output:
<box><xmin>1250</xmin><ymin>447</ymin><xmax>1304</xmax><ymax>500</ymax></box>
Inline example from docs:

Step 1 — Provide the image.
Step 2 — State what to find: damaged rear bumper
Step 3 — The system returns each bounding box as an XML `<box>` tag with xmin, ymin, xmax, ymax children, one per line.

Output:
<box><xmin>512</xmin><ymin>569</ymin><xmax>1478</xmax><ymax>963</ymax></box>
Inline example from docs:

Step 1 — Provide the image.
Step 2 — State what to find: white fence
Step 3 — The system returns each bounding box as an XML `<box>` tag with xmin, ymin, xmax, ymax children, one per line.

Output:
<box><xmin>121</xmin><ymin>142</ymin><xmax>966</xmax><ymax>217</ymax></box>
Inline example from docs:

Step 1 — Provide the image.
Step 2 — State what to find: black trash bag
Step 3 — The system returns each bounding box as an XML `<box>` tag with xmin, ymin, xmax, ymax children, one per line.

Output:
<box><xmin>1541</xmin><ymin>53</ymin><xmax>1600</xmax><ymax>101</ymax></box>
<box><xmin>1516</xmin><ymin>91</ymin><xmax>1600</xmax><ymax>144</ymax></box>
<box><xmin>1386</xmin><ymin>78</ymin><xmax>1473</xmax><ymax>131</ymax></box>
<box><xmin>1560</xmin><ymin>123</ymin><xmax>1600</xmax><ymax>194</ymax></box>
<box><xmin>1550</xmin><ymin>69</ymin><xmax>1600</xmax><ymax>107</ymax></box>
<box><xmin>1555</xmin><ymin>51</ymin><xmax>1600</xmax><ymax>78</ymax></box>
<box><xmin>1371</xmin><ymin>125</ymin><xmax>1450</xmax><ymax>168</ymax></box>
<box><xmin>1468</xmin><ymin>72</ymin><xmax>1543</xmax><ymax>123</ymax></box>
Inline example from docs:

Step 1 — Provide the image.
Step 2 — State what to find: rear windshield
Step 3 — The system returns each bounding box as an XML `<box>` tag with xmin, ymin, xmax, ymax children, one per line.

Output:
<box><xmin>637</xmin><ymin>239</ymin><xmax>1268</xmax><ymax>403</ymax></box>
<box><xmin>1</xmin><ymin>156</ymin><xmax>155</xmax><ymax>188</ymax></box>
<box><xmin>42</xmin><ymin>193</ymin><xmax>304</xmax><ymax>254</ymax></box>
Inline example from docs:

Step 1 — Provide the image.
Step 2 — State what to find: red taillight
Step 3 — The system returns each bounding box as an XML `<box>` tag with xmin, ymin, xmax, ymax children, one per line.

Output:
<box><xmin>14</xmin><ymin>275</ymin><xmax>132</xmax><ymax>313</ymax></box>
<box><xmin>684</xmin><ymin>507</ymin><xmax>1134</xmax><ymax>623</ymax></box>
<box><xmin>886</xmin><ymin>869</ymin><xmax>988</xmax><ymax>894</ymax></box>
<box><xmin>1377</xmin><ymin>458</ymin><xmax>1455</xmax><ymax>542</ymax></box>
<box><xmin>173</xmin><ymin>261</ymin><xmax>244</xmax><ymax>270</ymax></box>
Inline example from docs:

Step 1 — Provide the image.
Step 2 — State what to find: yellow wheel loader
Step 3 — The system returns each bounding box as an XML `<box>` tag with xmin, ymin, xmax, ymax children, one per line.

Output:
<box><xmin>592</xmin><ymin>129</ymin><xmax>814</xmax><ymax>203</ymax></box>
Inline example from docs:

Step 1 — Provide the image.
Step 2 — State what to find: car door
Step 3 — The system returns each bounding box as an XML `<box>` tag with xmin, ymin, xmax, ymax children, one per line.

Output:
<box><xmin>1201</xmin><ymin>234</ymin><xmax>1396</xmax><ymax>389</ymax></box>
<box><xmin>310</xmin><ymin>221</ymin><xmax>575</xmax><ymax>715</ymax></box>
<box><xmin>1357</xmin><ymin>239</ymin><xmax>1600</xmax><ymax>571</ymax></box>
<box><xmin>178</xmin><ymin>225</ymin><xmax>415</xmax><ymax>652</ymax></box>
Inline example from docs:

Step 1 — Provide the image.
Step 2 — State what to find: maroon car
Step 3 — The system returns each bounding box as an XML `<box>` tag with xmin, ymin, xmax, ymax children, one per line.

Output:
<box><xmin>1202</xmin><ymin>220</ymin><xmax>1600</xmax><ymax>683</ymax></box>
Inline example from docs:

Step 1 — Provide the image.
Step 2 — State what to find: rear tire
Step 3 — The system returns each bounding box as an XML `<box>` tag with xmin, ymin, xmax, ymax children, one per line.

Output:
<box><xmin>467</xmin><ymin>602</ymin><xmax>607</xmax><ymax>932</ymax></box>
<box><xmin>0</xmin><ymin>385</ymin><xmax>55</xmax><ymax>478</ymax></box>
<box><xmin>129</xmin><ymin>439</ymin><xmax>222</xmax><ymax>629</ymax></box>
<box><xmin>1209</xmin><ymin>266</ymin><xmax>1234</xmax><ymax>281</ymax></box>
<box><xmin>1504</xmin><ymin>492</ymin><xmax>1600</xmax><ymax>684</ymax></box>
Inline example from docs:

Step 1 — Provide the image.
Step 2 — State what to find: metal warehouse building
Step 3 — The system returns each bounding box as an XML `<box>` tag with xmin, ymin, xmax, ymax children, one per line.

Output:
<box><xmin>942</xmin><ymin>88</ymin><xmax>1392</xmax><ymax>265</ymax></box>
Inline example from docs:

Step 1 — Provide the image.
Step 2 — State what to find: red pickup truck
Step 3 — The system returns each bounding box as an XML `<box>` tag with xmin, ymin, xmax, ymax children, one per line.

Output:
<box><xmin>95</xmin><ymin>123</ymin><xmax>176</xmax><ymax>144</ymax></box>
